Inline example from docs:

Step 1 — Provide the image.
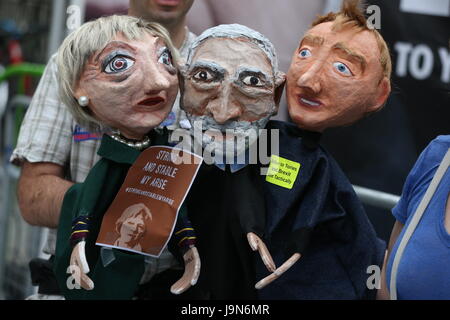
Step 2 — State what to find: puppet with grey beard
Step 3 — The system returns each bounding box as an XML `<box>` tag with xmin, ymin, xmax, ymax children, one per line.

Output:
<box><xmin>176</xmin><ymin>24</ymin><xmax>285</xmax><ymax>299</ymax></box>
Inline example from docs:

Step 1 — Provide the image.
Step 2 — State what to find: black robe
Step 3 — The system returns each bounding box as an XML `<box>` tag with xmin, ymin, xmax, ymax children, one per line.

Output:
<box><xmin>185</xmin><ymin>160</ymin><xmax>265</xmax><ymax>299</ymax></box>
<box><xmin>257</xmin><ymin>120</ymin><xmax>386</xmax><ymax>299</ymax></box>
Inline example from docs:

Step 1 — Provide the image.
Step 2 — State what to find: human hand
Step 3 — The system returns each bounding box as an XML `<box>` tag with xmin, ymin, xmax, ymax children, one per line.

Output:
<box><xmin>170</xmin><ymin>246</ymin><xmax>201</xmax><ymax>295</ymax></box>
<box><xmin>69</xmin><ymin>241</ymin><xmax>94</xmax><ymax>290</ymax></box>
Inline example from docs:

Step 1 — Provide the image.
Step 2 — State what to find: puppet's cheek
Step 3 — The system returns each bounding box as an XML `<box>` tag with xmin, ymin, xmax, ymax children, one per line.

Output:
<box><xmin>83</xmin><ymin>80</ymin><xmax>136</xmax><ymax>112</ymax></box>
<box><xmin>328</xmin><ymin>80</ymin><xmax>378</xmax><ymax>123</ymax></box>
<box><xmin>234</xmin><ymin>91</ymin><xmax>274</xmax><ymax>118</ymax></box>
<box><xmin>88</xmin><ymin>100</ymin><xmax>127</xmax><ymax>126</ymax></box>
<box><xmin>166</xmin><ymin>74</ymin><xmax>180</xmax><ymax>99</ymax></box>
<box><xmin>286</xmin><ymin>62</ymin><xmax>310</xmax><ymax>88</ymax></box>
<box><xmin>285</xmin><ymin>71</ymin><xmax>304</xmax><ymax>99</ymax></box>
<box><xmin>240</xmin><ymin>102</ymin><xmax>274</xmax><ymax>122</ymax></box>
<box><xmin>285</xmin><ymin>91</ymin><xmax>306</xmax><ymax>124</ymax></box>
<box><xmin>182</xmin><ymin>89</ymin><xmax>217</xmax><ymax>115</ymax></box>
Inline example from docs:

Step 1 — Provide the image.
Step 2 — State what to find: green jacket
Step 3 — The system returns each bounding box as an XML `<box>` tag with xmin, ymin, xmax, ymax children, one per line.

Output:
<box><xmin>54</xmin><ymin>130</ymin><xmax>175</xmax><ymax>299</ymax></box>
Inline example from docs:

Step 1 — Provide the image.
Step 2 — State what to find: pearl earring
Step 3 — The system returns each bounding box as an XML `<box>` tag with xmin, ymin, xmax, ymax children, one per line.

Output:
<box><xmin>78</xmin><ymin>96</ymin><xmax>89</xmax><ymax>107</ymax></box>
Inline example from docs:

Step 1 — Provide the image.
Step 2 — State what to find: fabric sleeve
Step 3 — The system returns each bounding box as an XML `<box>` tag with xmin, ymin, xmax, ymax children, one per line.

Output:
<box><xmin>392</xmin><ymin>136</ymin><xmax>450</xmax><ymax>223</ymax></box>
<box><xmin>58</xmin><ymin>156</ymin><xmax>118</xmax><ymax>249</ymax></box>
<box><xmin>10</xmin><ymin>54</ymin><xmax>73</xmax><ymax>167</ymax></box>
<box><xmin>171</xmin><ymin>204</ymin><xmax>196</xmax><ymax>251</ymax></box>
<box><xmin>166</xmin><ymin>204</ymin><xmax>196</xmax><ymax>264</ymax></box>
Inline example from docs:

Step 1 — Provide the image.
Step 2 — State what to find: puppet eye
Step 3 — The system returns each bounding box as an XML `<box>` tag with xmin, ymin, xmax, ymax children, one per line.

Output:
<box><xmin>104</xmin><ymin>56</ymin><xmax>134</xmax><ymax>74</ymax></box>
<box><xmin>158</xmin><ymin>47</ymin><xmax>173</xmax><ymax>66</ymax></box>
<box><xmin>242</xmin><ymin>75</ymin><xmax>264</xmax><ymax>87</ymax></box>
<box><xmin>193</xmin><ymin>69</ymin><xmax>215</xmax><ymax>82</ymax></box>
<box><xmin>298</xmin><ymin>49</ymin><xmax>312</xmax><ymax>58</ymax></box>
<box><xmin>333</xmin><ymin>62</ymin><xmax>353</xmax><ymax>76</ymax></box>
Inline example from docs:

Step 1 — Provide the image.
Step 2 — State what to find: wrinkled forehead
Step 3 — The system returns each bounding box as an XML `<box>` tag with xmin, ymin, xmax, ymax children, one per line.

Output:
<box><xmin>189</xmin><ymin>37</ymin><xmax>273</xmax><ymax>75</ymax></box>
<box><xmin>92</xmin><ymin>32</ymin><xmax>160</xmax><ymax>57</ymax></box>
<box><xmin>111</xmin><ymin>31</ymin><xmax>160</xmax><ymax>44</ymax></box>
<box><xmin>300</xmin><ymin>22</ymin><xmax>381</xmax><ymax>66</ymax></box>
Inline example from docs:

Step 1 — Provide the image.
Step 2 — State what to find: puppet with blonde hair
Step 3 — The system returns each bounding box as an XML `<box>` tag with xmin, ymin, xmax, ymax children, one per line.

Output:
<box><xmin>53</xmin><ymin>15</ymin><xmax>200</xmax><ymax>299</ymax></box>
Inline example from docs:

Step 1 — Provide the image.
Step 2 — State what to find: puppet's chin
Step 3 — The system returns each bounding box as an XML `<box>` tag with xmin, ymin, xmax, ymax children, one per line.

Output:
<box><xmin>186</xmin><ymin>115</ymin><xmax>271</xmax><ymax>163</ymax></box>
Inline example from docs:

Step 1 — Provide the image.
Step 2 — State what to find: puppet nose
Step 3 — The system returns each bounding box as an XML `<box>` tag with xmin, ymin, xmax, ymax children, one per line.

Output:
<box><xmin>149</xmin><ymin>73</ymin><xmax>171</xmax><ymax>92</ymax></box>
<box><xmin>206</xmin><ymin>85</ymin><xmax>242</xmax><ymax>124</ymax></box>
<box><xmin>144</xmin><ymin>65</ymin><xmax>171</xmax><ymax>92</ymax></box>
<box><xmin>296</xmin><ymin>63</ymin><xmax>322</xmax><ymax>94</ymax></box>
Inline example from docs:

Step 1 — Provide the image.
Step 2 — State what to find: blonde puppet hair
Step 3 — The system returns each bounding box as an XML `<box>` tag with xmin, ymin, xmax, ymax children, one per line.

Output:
<box><xmin>56</xmin><ymin>15</ymin><xmax>179</xmax><ymax>128</ymax></box>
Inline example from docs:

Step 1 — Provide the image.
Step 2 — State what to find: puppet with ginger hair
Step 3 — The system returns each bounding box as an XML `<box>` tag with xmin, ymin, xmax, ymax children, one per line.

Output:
<box><xmin>255</xmin><ymin>0</ymin><xmax>388</xmax><ymax>299</ymax></box>
<box><xmin>52</xmin><ymin>15</ymin><xmax>200</xmax><ymax>299</ymax></box>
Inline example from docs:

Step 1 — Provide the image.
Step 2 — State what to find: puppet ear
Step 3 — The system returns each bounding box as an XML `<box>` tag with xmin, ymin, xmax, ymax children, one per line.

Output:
<box><xmin>176</xmin><ymin>56</ymin><xmax>187</xmax><ymax>69</ymax></box>
<box><xmin>367</xmin><ymin>76</ymin><xmax>391</xmax><ymax>114</ymax></box>
<box><xmin>178</xmin><ymin>69</ymin><xmax>186</xmax><ymax>97</ymax></box>
<box><xmin>73</xmin><ymin>84</ymin><xmax>87</xmax><ymax>101</ymax></box>
<box><xmin>273</xmin><ymin>71</ymin><xmax>286</xmax><ymax>110</ymax></box>
<box><xmin>178</xmin><ymin>64</ymin><xmax>188</xmax><ymax>76</ymax></box>
<box><xmin>178</xmin><ymin>64</ymin><xmax>189</xmax><ymax>93</ymax></box>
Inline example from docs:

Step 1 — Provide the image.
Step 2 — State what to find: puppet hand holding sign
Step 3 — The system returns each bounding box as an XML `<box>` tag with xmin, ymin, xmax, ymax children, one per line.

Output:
<box><xmin>255</xmin><ymin>0</ymin><xmax>391</xmax><ymax>290</ymax></box>
<box><xmin>53</xmin><ymin>15</ymin><xmax>200</xmax><ymax>298</ymax></box>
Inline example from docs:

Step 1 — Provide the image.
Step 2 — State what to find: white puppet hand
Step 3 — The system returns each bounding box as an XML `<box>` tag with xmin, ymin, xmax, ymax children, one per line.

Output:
<box><xmin>247</xmin><ymin>232</ymin><xmax>276</xmax><ymax>273</ymax></box>
<box><xmin>170</xmin><ymin>246</ymin><xmax>201</xmax><ymax>295</ymax></box>
<box><xmin>69</xmin><ymin>241</ymin><xmax>94</xmax><ymax>290</ymax></box>
<box><xmin>255</xmin><ymin>253</ymin><xmax>301</xmax><ymax>290</ymax></box>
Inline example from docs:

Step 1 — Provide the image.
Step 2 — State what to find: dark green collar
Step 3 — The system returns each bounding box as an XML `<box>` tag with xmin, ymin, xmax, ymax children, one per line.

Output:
<box><xmin>97</xmin><ymin>128</ymin><xmax>170</xmax><ymax>165</ymax></box>
<box><xmin>98</xmin><ymin>134</ymin><xmax>141</xmax><ymax>165</ymax></box>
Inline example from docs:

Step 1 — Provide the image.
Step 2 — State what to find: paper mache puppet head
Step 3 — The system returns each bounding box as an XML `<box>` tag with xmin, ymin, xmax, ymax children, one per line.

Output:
<box><xmin>57</xmin><ymin>15</ymin><xmax>179</xmax><ymax>140</ymax></box>
<box><xmin>286</xmin><ymin>0</ymin><xmax>392</xmax><ymax>132</ymax></box>
<box><xmin>179</xmin><ymin>24</ymin><xmax>286</xmax><ymax>159</ymax></box>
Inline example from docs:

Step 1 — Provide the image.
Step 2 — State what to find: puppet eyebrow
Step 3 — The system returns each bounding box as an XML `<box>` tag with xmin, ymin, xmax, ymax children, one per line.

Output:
<box><xmin>189</xmin><ymin>61</ymin><xmax>226</xmax><ymax>77</ymax></box>
<box><xmin>332</xmin><ymin>42</ymin><xmax>367</xmax><ymax>72</ymax></box>
<box><xmin>299</xmin><ymin>34</ymin><xmax>325</xmax><ymax>48</ymax></box>
<box><xmin>236</xmin><ymin>67</ymin><xmax>273</xmax><ymax>86</ymax></box>
<box><xmin>94</xmin><ymin>41</ymin><xmax>137</xmax><ymax>63</ymax></box>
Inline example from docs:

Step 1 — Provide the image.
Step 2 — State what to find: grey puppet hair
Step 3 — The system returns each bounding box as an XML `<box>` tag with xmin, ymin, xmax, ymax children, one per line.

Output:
<box><xmin>186</xmin><ymin>24</ymin><xmax>280</xmax><ymax>75</ymax></box>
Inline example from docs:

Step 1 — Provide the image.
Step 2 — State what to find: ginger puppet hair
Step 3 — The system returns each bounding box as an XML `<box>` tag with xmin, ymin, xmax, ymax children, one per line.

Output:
<box><xmin>312</xmin><ymin>0</ymin><xmax>391</xmax><ymax>81</ymax></box>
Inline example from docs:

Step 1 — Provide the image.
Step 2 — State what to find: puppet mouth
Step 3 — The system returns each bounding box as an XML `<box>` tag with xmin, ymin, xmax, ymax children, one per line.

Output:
<box><xmin>298</xmin><ymin>95</ymin><xmax>322</xmax><ymax>108</ymax></box>
<box><xmin>155</xmin><ymin>0</ymin><xmax>181</xmax><ymax>6</ymax></box>
<box><xmin>138</xmin><ymin>96</ymin><xmax>165</xmax><ymax>107</ymax></box>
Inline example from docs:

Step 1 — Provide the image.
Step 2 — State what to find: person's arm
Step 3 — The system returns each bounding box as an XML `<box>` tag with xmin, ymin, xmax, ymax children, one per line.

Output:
<box><xmin>12</xmin><ymin>54</ymin><xmax>76</xmax><ymax>228</ymax></box>
<box><xmin>377</xmin><ymin>220</ymin><xmax>404</xmax><ymax>300</ymax></box>
<box><xmin>17</xmin><ymin>161</ymin><xmax>73</xmax><ymax>228</ymax></box>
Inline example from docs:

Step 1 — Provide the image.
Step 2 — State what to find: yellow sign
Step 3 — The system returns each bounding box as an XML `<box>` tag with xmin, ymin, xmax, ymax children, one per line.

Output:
<box><xmin>265</xmin><ymin>155</ymin><xmax>301</xmax><ymax>189</ymax></box>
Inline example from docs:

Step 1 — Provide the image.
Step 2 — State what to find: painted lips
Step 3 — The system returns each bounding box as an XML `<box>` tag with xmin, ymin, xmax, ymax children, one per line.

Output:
<box><xmin>298</xmin><ymin>95</ymin><xmax>322</xmax><ymax>108</ymax></box>
<box><xmin>138</xmin><ymin>96</ymin><xmax>165</xmax><ymax>107</ymax></box>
